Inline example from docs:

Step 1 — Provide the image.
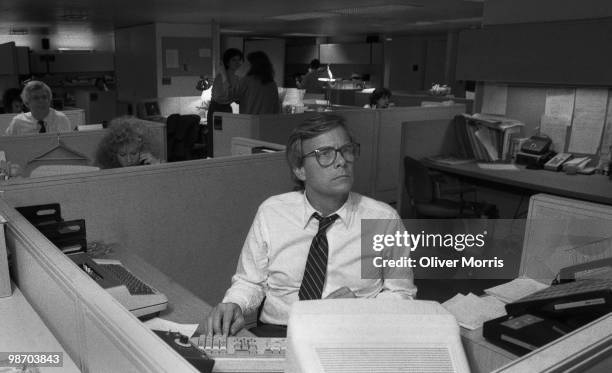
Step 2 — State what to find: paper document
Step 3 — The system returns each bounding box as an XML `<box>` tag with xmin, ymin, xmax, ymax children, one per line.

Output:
<box><xmin>540</xmin><ymin>115</ymin><xmax>569</xmax><ymax>153</ymax></box>
<box><xmin>442</xmin><ymin>293</ymin><xmax>506</xmax><ymax>330</ymax></box>
<box><xmin>481</xmin><ymin>83</ymin><xmax>508</xmax><ymax>116</ymax></box>
<box><xmin>477</xmin><ymin>163</ymin><xmax>519</xmax><ymax>171</ymax></box>
<box><xmin>544</xmin><ymin>88</ymin><xmax>575</xmax><ymax>122</ymax></box>
<box><xmin>144</xmin><ymin>317</ymin><xmax>199</xmax><ymax>337</ymax></box>
<box><xmin>599</xmin><ymin>94</ymin><xmax>612</xmax><ymax>157</ymax></box>
<box><xmin>484</xmin><ymin>278</ymin><xmax>550</xmax><ymax>303</ymax></box>
<box><xmin>568</xmin><ymin>88</ymin><xmax>608</xmax><ymax>154</ymax></box>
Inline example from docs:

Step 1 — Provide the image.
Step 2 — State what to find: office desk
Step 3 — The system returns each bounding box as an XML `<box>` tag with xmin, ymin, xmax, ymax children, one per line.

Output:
<box><xmin>0</xmin><ymin>285</ymin><xmax>80</xmax><ymax>372</ymax></box>
<box><xmin>113</xmin><ymin>251</ymin><xmax>253</xmax><ymax>337</ymax></box>
<box><xmin>425</xmin><ymin>161</ymin><xmax>612</xmax><ymax>206</ymax></box>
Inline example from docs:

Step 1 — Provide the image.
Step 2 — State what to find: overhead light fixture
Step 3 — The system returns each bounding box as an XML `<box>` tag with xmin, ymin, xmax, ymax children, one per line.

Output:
<box><xmin>57</xmin><ymin>47</ymin><xmax>94</xmax><ymax>53</ymax></box>
<box><xmin>60</xmin><ymin>11</ymin><xmax>89</xmax><ymax>22</ymax></box>
<box><xmin>219</xmin><ymin>28</ymin><xmax>253</xmax><ymax>34</ymax></box>
<box><xmin>9</xmin><ymin>27</ymin><xmax>28</xmax><ymax>35</ymax></box>
<box><xmin>283</xmin><ymin>32</ymin><xmax>329</xmax><ymax>37</ymax></box>
<box><xmin>440</xmin><ymin>17</ymin><xmax>483</xmax><ymax>24</ymax></box>
<box><xmin>329</xmin><ymin>4</ymin><xmax>422</xmax><ymax>16</ymax></box>
<box><xmin>269</xmin><ymin>12</ymin><xmax>337</xmax><ymax>21</ymax></box>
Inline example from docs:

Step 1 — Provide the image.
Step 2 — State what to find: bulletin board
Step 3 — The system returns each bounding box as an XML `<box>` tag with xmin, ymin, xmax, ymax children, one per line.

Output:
<box><xmin>161</xmin><ymin>36</ymin><xmax>212</xmax><ymax>77</ymax></box>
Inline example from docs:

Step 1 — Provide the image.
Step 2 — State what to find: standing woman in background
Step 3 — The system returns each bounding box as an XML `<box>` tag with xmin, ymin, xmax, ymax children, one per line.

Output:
<box><xmin>222</xmin><ymin>51</ymin><xmax>280</xmax><ymax>115</ymax></box>
<box><xmin>207</xmin><ymin>48</ymin><xmax>244</xmax><ymax>157</ymax></box>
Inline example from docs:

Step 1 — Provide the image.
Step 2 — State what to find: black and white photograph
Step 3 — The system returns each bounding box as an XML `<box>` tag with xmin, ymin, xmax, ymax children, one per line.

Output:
<box><xmin>0</xmin><ymin>1</ymin><xmax>611</xmax><ymax>372</ymax></box>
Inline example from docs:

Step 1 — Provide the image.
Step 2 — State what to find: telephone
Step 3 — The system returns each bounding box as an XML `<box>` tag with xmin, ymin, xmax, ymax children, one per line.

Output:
<box><xmin>544</xmin><ymin>153</ymin><xmax>573</xmax><ymax>171</ymax></box>
<box><xmin>521</xmin><ymin>135</ymin><xmax>552</xmax><ymax>155</ymax></box>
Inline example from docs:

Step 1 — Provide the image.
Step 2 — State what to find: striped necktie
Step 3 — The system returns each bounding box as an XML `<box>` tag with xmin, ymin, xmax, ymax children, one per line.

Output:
<box><xmin>298</xmin><ymin>212</ymin><xmax>339</xmax><ymax>300</ymax></box>
<box><xmin>38</xmin><ymin>120</ymin><xmax>46</xmax><ymax>133</ymax></box>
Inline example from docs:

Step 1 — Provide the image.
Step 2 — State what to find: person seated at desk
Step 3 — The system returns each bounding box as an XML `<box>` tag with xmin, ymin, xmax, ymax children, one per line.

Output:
<box><xmin>206</xmin><ymin>114</ymin><xmax>416</xmax><ymax>336</ymax></box>
<box><xmin>95</xmin><ymin>116</ymin><xmax>161</xmax><ymax>169</ymax></box>
<box><xmin>364</xmin><ymin>88</ymin><xmax>392</xmax><ymax>109</ymax></box>
<box><xmin>1</xmin><ymin>87</ymin><xmax>24</xmax><ymax>114</ymax></box>
<box><xmin>5</xmin><ymin>81</ymin><xmax>73</xmax><ymax>135</ymax></box>
<box><xmin>295</xmin><ymin>58</ymin><xmax>327</xmax><ymax>94</ymax></box>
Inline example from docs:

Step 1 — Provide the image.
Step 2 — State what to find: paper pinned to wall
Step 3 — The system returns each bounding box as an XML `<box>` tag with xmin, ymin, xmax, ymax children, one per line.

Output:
<box><xmin>599</xmin><ymin>94</ymin><xmax>612</xmax><ymax>156</ymax></box>
<box><xmin>540</xmin><ymin>115</ymin><xmax>569</xmax><ymax>153</ymax></box>
<box><xmin>568</xmin><ymin>88</ymin><xmax>608</xmax><ymax>154</ymax></box>
<box><xmin>165</xmin><ymin>49</ymin><xmax>179</xmax><ymax>69</ymax></box>
<box><xmin>481</xmin><ymin>83</ymin><xmax>508</xmax><ymax>115</ymax></box>
<box><xmin>544</xmin><ymin>88</ymin><xmax>575</xmax><ymax>123</ymax></box>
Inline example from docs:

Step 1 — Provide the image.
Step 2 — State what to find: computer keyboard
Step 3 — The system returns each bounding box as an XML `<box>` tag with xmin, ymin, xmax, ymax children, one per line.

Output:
<box><xmin>192</xmin><ymin>335</ymin><xmax>286</xmax><ymax>373</ymax></box>
<box><xmin>100</xmin><ymin>263</ymin><xmax>155</xmax><ymax>295</ymax></box>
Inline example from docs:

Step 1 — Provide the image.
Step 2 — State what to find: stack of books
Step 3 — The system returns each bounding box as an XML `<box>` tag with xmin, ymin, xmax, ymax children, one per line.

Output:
<box><xmin>455</xmin><ymin>113</ymin><xmax>525</xmax><ymax>162</ymax></box>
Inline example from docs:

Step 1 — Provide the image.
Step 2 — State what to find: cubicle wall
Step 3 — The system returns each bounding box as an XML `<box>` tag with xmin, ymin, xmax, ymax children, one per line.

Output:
<box><xmin>2</xmin><ymin>152</ymin><xmax>293</xmax><ymax>305</ymax></box>
<box><xmin>355</xmin><ymin>91</ymin><xmax>474</xmax><ymax>113</ymax></box>
<box><xmin>396</xmin><ymin>118</ymin><xmax>461</xmax><ymax>217</ymax></box>
<box><xmin>214</xmin><ymin>105</ymin><xmax>466</xmax><ymax>205</ymax></box>
<box><xmin>0</xmin><ymin>119</ymin><xmax>166</xmax><ymax>173</ymax></box>
<box><xmin>374</xmin><ymin>106</ymin><xmax>466</xmax><ymax>203</ymax></box>
<box><xmin>0</xmin><ymin>198</ymin><xmax>200</xmax><ymax>372</ymax></box>
<box><xmin>1</xmin><ymin>152</ymin><xmax>293</xmax><ymax>371</ymax></box>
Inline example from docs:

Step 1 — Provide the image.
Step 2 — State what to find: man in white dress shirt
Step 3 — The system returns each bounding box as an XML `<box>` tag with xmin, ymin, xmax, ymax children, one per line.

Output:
<box><xmin>207</xmin><ymin>114</ymin><xmax>416</xmax><ymax>336</ymax></box>
<box><xmin>5</xmin><ymin>81</ymin><xmax>72</xmax><ymax>136</ymax></box>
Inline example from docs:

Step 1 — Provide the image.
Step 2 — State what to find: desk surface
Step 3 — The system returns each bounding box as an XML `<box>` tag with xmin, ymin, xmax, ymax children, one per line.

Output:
<box><xmin>0</xmin><ymin>285</ymin><xmax>80</xmax><ymax>372</ymax></box>
<box><xmin>114</xmin><ymin>251</ymin><xmax>253</xmax><ymax>336</ymax></box>
<box><xmin>425</xmin><ymin>161</ymin><xmax>612</xmax><ymax>205</ymax></box>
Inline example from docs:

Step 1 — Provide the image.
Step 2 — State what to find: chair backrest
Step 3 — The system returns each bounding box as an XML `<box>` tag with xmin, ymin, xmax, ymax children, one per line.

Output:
<box><xmin>166</xmin><ymin>114</ymin><xmax>201</xmax><ymax>162</ymax></box>
<box><xmin>404</xmin><ymin>156</ymin><xmax>434</xmax><ymax>204</ymax></box>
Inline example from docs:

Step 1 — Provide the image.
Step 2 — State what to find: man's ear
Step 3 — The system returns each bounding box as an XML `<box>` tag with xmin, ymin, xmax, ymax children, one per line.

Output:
<box><xmin>293</xmin><ymin>166</ymin><xmax>306</xmax><ymax>181</ymax></box>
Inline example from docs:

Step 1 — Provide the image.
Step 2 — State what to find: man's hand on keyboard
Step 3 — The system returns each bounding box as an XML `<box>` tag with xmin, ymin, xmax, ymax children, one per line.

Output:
<box><xmin>207</xmin><ymin>302</ymin><xmax>244</xmax><ymax>336</ymax></box>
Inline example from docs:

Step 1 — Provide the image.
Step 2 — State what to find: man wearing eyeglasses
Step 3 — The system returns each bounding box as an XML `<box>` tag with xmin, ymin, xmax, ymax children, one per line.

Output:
<box><xmin>207</xmin><ymin>114</ymin><xmax>416</xmax><ymax>336</ymax></box>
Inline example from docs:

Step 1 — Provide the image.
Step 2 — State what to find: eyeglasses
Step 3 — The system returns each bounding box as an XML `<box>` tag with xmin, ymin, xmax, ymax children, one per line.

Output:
<box><xmin>302</xmin><ymin>142</ymin><xmax>360</xmax><ymax>167</ymax></box>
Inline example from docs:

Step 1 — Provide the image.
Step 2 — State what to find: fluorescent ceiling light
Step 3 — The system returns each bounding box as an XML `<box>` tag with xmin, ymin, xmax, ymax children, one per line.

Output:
<box><xmin>269</xmin><ymin>12</ymin><xmax>337</xmax><ymax>21</ymax></box>
<box><xmin>329</xmin><ymin>4</ymin><xmax>422</xmax><ymax>16</ymax></box>
<box><xmin>9</xmin><ymin>27</ymin><xmax>28</xmax><ymax>35</ymax></box>
<box><xmin>441</xmin><ymin>17</ymin><xmax>483</xmax><ymax>24</ymax></box>
<box><xmin>220</xmin><ymin>29</ymin><xmax>253</xmax><ymax>34</ymax></box>
<box><xmin>283</xmin><ymin>32</ymin><xmax>328</xmax><ymax>37</ymax></box>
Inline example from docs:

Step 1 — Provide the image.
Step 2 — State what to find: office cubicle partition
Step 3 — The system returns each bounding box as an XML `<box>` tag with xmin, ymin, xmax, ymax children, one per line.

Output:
<box><xmin>214</xmin><ymin>105</ymin><xmax>466</xmax><ymax>205</ymax></box>
<box><xmin>1</xmin><ymin>152</ymin><xmax>293</xmax><ymax>371</ymax></box>
<box><xmin>2</xmin><ymin>152</ymin><xmax>293</xmax><ymax>305</ymax></box>
<box><xmin>0</xmin><ymin>119</ymin><xmax>166</xmax><ymax>175</ymax></box>
<box><xmin>0</xmin><ymin>198</ymin><xmax>199</xmax><ymax>372</ymax></box>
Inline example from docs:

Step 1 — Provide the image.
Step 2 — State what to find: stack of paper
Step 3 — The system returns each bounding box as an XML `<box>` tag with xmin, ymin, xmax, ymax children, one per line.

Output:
<box><xmin>484</xmin><ymin>277</ymin><xmax>550</xmax><ymax>303</ymax></box>
<box><xmin>144</xmin><ymin>317</ymin><xmax>199</xmax><ymax>337</ymax></box>
<box><xmin>442</xmin><ymin>293</ymin><xmax>507</xmax><ymax>330</ymax></box>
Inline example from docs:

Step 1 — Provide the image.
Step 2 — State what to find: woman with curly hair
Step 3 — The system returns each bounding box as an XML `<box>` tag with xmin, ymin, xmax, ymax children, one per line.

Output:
<box><xmin>95</xmin><ymin>117</ymin><xmax>161</xmax><ymax>169</ymax></box>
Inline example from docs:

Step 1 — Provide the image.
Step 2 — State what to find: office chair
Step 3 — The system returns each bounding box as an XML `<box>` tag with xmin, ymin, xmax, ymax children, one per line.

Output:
<box><xmin>166</xmin><ymin>114</ymin><xmax>202</xmax><ymax>162</ymax></box>
<box><xmin>403</xmin><ymin>156</ymin><xmax>498</xmax><ymax>219</ymax></box>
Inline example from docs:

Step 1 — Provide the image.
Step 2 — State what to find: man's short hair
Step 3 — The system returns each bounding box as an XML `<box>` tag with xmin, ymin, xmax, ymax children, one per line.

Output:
<box><xmin>309</xmin><ymin>59</ymin><xmax>321</xmax><ymax>70</ymax></box>
<box><xmin>286</xmin><ymin>114</ymin><xmax>353</xmax><ymax>188</ymax></box>
<box><xmin>21</xmin><ymin>81</ymin><xmax>52</xmax><ymax>104</ymax></box>
<box><xmin>222</xmin><ymin>48</ymin><xmax>244</xmax><ymax>69</ymax></box>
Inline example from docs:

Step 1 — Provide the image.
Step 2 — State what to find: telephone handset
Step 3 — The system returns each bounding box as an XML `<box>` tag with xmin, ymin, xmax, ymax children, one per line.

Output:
<box><xmin>557</xmin><ymin>257</ymin><xmax>612</xmax><ymax>283</ymax></box>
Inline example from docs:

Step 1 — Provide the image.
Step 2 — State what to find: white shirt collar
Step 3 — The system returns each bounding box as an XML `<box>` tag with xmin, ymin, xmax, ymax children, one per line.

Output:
<box><xmin>301</xmin><ymin>191</ymin><xmax>355</xmax><ymax>229</ymax></box>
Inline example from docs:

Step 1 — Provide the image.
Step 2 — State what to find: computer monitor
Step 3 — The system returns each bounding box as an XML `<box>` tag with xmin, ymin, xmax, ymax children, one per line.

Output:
<box><xmin>285</xmin><ymin>299</ymin><xmax>470</xmax><ymax>373</ymax></box>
